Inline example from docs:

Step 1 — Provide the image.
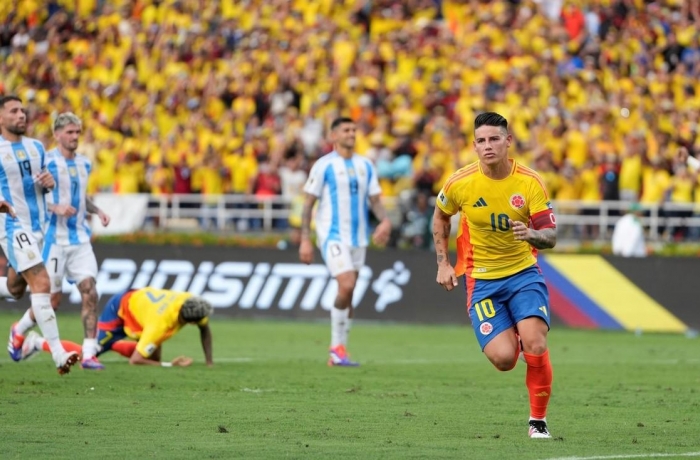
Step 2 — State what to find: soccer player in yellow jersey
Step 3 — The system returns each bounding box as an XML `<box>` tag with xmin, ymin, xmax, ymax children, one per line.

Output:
<box><xmin>23</xmin><ymin>287</ymin><xmax>214</xmax><ymax>368</ymax></box>
<box><xmin>433</xmin><ymin>113</ymin><xmax>557</xmax><ymax>439</ymax></box>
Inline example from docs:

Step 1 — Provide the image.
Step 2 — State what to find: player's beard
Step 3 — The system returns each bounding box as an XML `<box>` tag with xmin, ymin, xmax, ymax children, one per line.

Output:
<box><xmin>6</xmin><ymin>125</ymin><xmax>26</xmax><ymax>136</ymax></box>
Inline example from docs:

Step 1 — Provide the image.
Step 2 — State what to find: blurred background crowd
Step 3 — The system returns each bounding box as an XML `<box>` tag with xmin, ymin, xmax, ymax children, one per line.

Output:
<box><xmin>1</xmin><ymin>0</ymin><xmax>700</xmax><ymax>245</ymax></box>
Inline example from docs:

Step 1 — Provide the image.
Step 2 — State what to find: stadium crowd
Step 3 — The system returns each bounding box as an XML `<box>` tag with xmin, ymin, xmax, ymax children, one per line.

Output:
<box><xmin>1</xmin><ymin>0</ymin><xmax>700</xmax><ymax>244</ymax></box>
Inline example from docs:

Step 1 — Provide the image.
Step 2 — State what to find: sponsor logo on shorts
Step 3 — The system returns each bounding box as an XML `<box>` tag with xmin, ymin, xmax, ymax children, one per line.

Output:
<box><xmin>479</xmin><ymin>322</ymin><xmax>493</xmax><ymax>335</ymax></box>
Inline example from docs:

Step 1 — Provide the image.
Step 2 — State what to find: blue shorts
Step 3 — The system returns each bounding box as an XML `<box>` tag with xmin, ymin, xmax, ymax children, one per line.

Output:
<box><xmin>463</xmin><ymin>265</ymin><xmax>550</xmax><ymax>350</ymax></box>
<box><xmin>96</xmin><ymin>290</ymin><xmax>130</xmax><ymax>356</ymax></box>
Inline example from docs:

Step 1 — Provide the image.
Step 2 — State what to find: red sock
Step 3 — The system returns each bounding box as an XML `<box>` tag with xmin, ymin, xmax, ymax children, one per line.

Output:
<box><xmin>111</xmin><ymin>340</ymin><xmax>137</xmax><ymax>358</ymax></box>
<box><xmin>523</xmin><ymin>349</ymin><xmax>553</xmax><ymax>419</ymax></box>
<box><xmin>42</xmin><ymin>340</ymin><xmax>82</xmax><ymax>354</ymax></box>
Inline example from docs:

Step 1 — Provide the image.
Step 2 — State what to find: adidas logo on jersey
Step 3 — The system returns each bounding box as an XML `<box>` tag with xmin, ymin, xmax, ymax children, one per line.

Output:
<box><xmin>472</xmin><ymin>197</ymin><xmax>488</xmax><ymax>208</ymax></box>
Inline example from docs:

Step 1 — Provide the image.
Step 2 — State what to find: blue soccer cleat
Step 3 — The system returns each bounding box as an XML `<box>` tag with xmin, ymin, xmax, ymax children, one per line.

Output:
<box><xmin>81</xmin><ymin>356</ymin><xmax>105</xmax><ymax>370</ymax></box>
<box><xmin>7</xmin><ymin>323</ymin><xmax>24</xmax><ymax>362</ymax></box>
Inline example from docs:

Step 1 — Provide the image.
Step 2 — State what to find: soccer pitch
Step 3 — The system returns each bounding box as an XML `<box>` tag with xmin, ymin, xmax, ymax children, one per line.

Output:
<box><xmin>0</xmin><ymin>312</ymin><xmax>698</xmax><ymax>460</ymax></box>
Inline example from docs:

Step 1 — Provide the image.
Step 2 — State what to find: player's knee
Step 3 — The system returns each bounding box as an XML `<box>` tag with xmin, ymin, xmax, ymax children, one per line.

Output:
<box><xmin>336</xmin><ymin>280</ymin><xmax>355</xmax><ymax>298</ymax></box>
<box><xmin>520</xmin><ymin>336</ymin><xmax>547</xmax><ymax>355</ymax></box>
<box><xmin>487</xmin><ymin>350</ymin><xmax>518</xmax><ymax>372</ymax></box>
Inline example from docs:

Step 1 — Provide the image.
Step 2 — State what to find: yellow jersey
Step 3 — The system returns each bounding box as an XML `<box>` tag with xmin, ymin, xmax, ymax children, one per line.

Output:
<box><xmin>118</xmin><ymin>288</ymin><xmax>208</xmax><ymax>358</ymax></box>
<box><xmin>437</xmin><ymin>160</ymin><xmax>555</xmax><ymax>280</ymax></box>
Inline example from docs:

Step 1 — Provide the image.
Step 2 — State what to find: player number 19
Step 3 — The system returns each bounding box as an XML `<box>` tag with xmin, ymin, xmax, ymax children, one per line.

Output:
<box><xmin>473</xmin><ymin>298</ymin><xmax>496</xmax><ymax>321</ymax></box>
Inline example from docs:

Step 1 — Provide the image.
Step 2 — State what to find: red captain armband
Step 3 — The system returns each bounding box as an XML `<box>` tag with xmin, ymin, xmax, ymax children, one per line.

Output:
<box><xmin>531</xmin><ymin>209</ymin><xmax>556</xmax><ymax>230</ymax></box>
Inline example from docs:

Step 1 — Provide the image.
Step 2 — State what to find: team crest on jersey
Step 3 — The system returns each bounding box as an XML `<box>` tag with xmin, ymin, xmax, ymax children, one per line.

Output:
<box><xmin>28</xmin><ymin>147</ymin><xmax>38</xmax><ymax>157</ymax></box>
<box><xmin>510</xmin><ymin>194</ymin><xmax>526</xmax><ymax>210</ymax></box>
<box><xmin>480</xmin><ymin>322</ymin><xmax>493</xmax><ymax>335</ymax></box>
<box><xmin>27</xmin><ymin>251</ymin><xmax>36</xmax><ymax>260</ymax></box>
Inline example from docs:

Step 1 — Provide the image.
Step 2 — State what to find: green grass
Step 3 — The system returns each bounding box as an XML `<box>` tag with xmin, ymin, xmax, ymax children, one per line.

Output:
<box><xmin>0</xmin><ymin>312</ymin><xmax>699</xmax><ymax>460</ymax></box>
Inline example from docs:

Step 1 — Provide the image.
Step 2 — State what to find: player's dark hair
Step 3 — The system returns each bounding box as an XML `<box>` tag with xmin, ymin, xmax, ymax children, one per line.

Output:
<box><xmin>330</xmin><ymin>117</ymin><xmax>354</xmax><ymax>130</ymax></box>
<box><xmin>0</xmin><ymin>95</ymin><xmax>22</xmax><ymax>109</ymax></box>
<box><xmin>474</xmin><ymin>112</ymin><xmax>508</xmax><ymax>132</ymax></box>
<box><xmin>181</xmin><ymin>297</ymin><xmax>213</xmax><ymax>322</ymax></box>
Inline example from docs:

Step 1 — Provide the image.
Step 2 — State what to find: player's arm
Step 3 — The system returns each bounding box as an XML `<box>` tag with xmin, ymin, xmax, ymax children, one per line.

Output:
<box><xmin>299</xmin><ymin>192</ymin><xmax>318</xmax><ymax>264</ymax></box>
<box><xmin>369</xmin><ymin>194</ymin><xmax>391</xmax><ymax>246</ymax></box>
<box><xmin>198</xmin><ymin>322</ymin><xmax>213</xmax><ymax>366</ymax></box>
<box><xmin>131</xmin><ymin>328</ymin><xmax>192</xmax><ymax>367</ymax></box>
<box><xmin>367</xmin><ymin>162</ymin><xmax>391</xmax><ymax>246</ymax></box>
<box><xmin>512</xmin><ymin>224</ymin><xmax>557</xmax><ymax>250</ymax></box>
<box><xmin>432</xmin><ymin>206</ymin><xmax>453</xmax><ymax>268</ymax></box>
<box><xmin>86</xmin><ymin>196</ymin><xmax>110</xmax><ymax>226</ymax></box>
<box><xmin>299</xmin><ymin>162</ymin><xmax>324</xmax><ymax>264</ymax></box>
<box><xmin>433</xmin><ymin>190</ymin><xmax>459</xmax><ymax>290</ymax></box>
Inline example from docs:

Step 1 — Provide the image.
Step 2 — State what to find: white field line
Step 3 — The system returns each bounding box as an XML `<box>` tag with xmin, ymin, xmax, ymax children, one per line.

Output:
<box><xmin>544</xmin><ymin>452</ymin><xmax>700</xmax><ymax>460</ymax></box>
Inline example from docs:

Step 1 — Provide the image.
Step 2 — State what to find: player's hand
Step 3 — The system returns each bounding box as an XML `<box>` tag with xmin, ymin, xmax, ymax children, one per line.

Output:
<box><xmin>372</xmin><ymin>219</ymin><xmax>392</xmax><ymax>247</ymax></box>
<box><xmin>171</xmin><ymin>356</ymin><xmax>193</xmax><ymax>367</ymax></box>
<box><xmin>0</xmin><ymin>200</ymin><xmax>16</xmax><ymax>218</ymax></box>
<box><xmin>53</xmin><ymin>204</ymin><xmax>77</xmax><ymax>217</ymax></box>
<box><xmin>299</xmin><ymin>239</ymin><xmax>314</xmax><ymax>264</ymax></box>
<box><xmin>436</xmin><ymin>264</ymin><xmax>459</xmax><ymax>291</ymax></box>
<box><xmin>98</xmin><ymin>210</ymin><xmax>110</xmax><ymax>227</ymax></box>
<box><xmin>35</xmin><ymin>170</ymin><xmax>55</xmax><ymax>189</ymax></box>
<box><xmin>509</xmin><ymin>219</ymin><xmax>532</xmax><ymax>242</ymax></box>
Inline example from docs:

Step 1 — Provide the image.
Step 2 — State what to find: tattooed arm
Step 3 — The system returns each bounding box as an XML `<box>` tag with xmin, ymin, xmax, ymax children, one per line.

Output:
<box><xmin>525</xmin><ymin>227</ymin><xmax>557</xmax><ymax>249</ymax></box>
<box><xmin>510</xmin><ymin>219</ymin><xmax>557</xmax><ymax>249</ymax></box>
<box><xmin>86</xmin><ymin>197</ymin><xmax>100</xmax><ymax>214</ymax></box>
<box><xmin>432</xmin><ymin>206</ymin><xmax>452</xmax><ymax>266</ymax></box>
<box><xmin>433</xmin><ymin>206</ymin><xmax>458</xmax><ymax>290</ymax></box>
<box><xmin>86</xmin><ymin>196</ymin><xmax>111</xmax><ymax>227</ymax></box>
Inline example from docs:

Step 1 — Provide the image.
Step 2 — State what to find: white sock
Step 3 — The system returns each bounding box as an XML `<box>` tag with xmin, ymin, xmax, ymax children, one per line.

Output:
<box><xmin>30</xmin><ymin>293</ymin><xmax>65</xmax><ymax>357</ymax></box>
<box><xmin>0</xmin><ymin>276</ymin><xmax>11</xmax><ymax>297</ymax></box>
<box><xmin>529</xmin><ymin>417</ymin><xmax>547</xmax><ymax>422</ymax></box>
<box><xmin>16</xmin><ymin>309</ymin><xmax>36</xmax><ymax>335</ymax></box>
<box><xmin>331</xmin><ymin>307</ymin><xmax>350</xmax><ymax>348</ymax></box>
<box><xmin>82</xmin><ymin>338</ymin><xmax>98</xmax><ymax>359</ymax></box>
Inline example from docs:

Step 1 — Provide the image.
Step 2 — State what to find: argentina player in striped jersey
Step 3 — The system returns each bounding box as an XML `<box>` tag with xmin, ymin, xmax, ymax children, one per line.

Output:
<box><xmin>0</xmin><ymin>95</ymin><xmax>80</xmax><ymax>374</ymax></box>
<box><xmin>39</xmin><ymin>112</ymin><xmax>110</xmax><ymax>370</ymax></box>
<box><xmin>299</xmin><ymin>117</ymin><xmax>392</xmax><ymax>367</ymax></box>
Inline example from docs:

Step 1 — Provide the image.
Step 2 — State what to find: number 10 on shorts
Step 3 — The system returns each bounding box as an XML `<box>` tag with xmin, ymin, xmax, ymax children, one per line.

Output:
<box><xmin>473</xmin><ymin>299</ymin><xmax>496</xmax><ymax>321</ymax></box>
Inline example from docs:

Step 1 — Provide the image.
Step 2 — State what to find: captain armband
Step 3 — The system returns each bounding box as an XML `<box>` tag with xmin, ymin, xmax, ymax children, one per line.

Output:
<box><xmin>531</xmin><ymin>209</ymin><xmax>556</xmax><ymax>230</ymax></box>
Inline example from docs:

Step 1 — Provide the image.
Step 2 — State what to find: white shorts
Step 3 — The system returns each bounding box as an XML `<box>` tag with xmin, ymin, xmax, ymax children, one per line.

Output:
<box><xmin>43</xmin><ymin>243</ymin><xmax>98</xmax><ymax>293</ymax></box>
<box><xmin>0</xmin><ymin>229</ymin><xmax>44</xmax><ymax>273</ymax></box>
<box><xmin>322</xmin><ymin>242</ymin><xmax>366</xmax><ymax>277</ymax></box>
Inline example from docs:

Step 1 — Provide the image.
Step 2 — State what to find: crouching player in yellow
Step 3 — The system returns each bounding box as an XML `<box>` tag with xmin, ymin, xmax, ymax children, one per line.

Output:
<box><xmin>22</xmin><ymin>287</ymin><xmax>214</xmax><ymax>367</ymax></box>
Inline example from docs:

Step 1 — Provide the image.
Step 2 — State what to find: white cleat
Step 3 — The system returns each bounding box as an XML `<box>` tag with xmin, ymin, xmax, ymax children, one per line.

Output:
<box><xmin>20</xmin><ymin>331</ymin><xmax>42</xmax><ymax>361</ymax></box>
<box><xmin>528</xmin><ymin>420</ymin><xmax>552</xmax><ymax>439</ymax></box>
<box><xmin>54</xmin><ymin>351</ymin><xmax>80</xmax><ymax>375</ymax></box>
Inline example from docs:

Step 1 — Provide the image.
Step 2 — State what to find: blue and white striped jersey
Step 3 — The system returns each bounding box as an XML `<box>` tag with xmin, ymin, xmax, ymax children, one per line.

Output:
<box><xmin>44</xmin><ymin>149</ymin><xmax>92</xmax><ymax>246</ymax></box>
<box><xmin>0</xmin><ymin>137</ymin><xmax>49</xmax><ymax>238</ymax></box>
<box><xmin>303</xmin><ymin>151</ymin><xmax>381</xmax><ymax>251</ymax></box>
